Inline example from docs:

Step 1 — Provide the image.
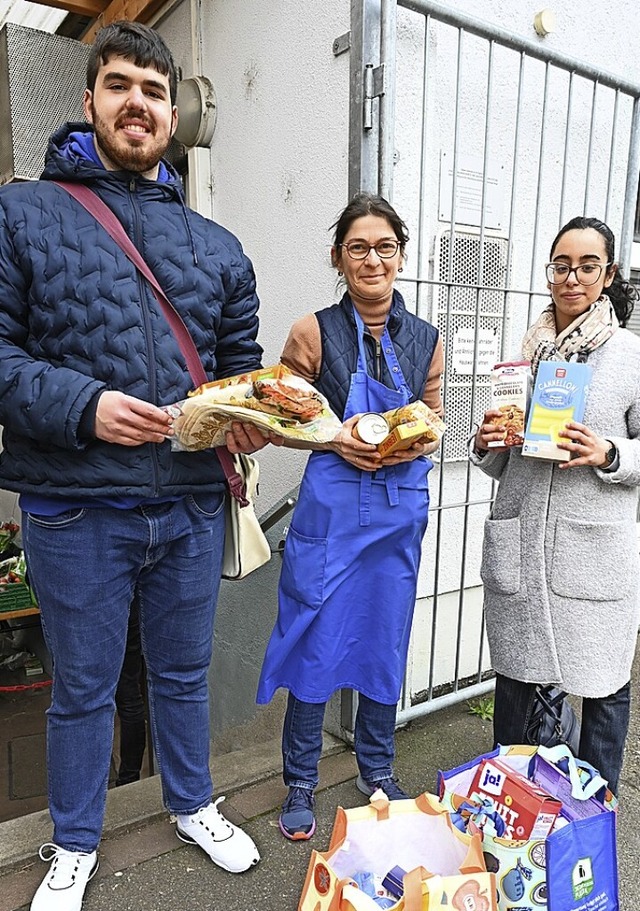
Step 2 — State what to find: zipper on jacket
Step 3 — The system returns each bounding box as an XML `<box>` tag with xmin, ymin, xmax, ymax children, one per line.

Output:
<box><xmin>129</xmin><ymin>180</ymin><xmax>161</xmax><ymax>495</ymax></box>
<box><xmin>375</xmin><ymin>338</ymin><xmax>382</xmax><ymax>382</ymax></box>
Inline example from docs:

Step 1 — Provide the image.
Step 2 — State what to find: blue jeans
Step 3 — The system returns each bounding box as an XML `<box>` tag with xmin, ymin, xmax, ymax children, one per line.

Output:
<box><xmin>282</xmin><ymin>692</ymin><xmax>397</xmax><ymax>789</ymax></box>
<box><xmin>22</xmin><ymin>494</ymin><xmax>225</xmax><ymax>852</ymax></box>
<box><xmin>493</xmin><ymin>673</ymin><xmax>631</xmax><ymax>795</ymax></box>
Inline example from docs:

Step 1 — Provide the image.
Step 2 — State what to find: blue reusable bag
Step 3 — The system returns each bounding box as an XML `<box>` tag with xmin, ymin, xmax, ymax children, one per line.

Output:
<box><xmin>437</xmin><ymin>744</ymin><xmax>618</xmax><ymax>911</ymax></box>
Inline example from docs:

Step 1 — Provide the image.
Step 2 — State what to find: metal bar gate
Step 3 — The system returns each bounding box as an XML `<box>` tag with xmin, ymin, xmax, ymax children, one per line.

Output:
<box><xmin>340</xmin><ymin>0</ymin><xmax>640</xmax><ymax>736</ymax></box>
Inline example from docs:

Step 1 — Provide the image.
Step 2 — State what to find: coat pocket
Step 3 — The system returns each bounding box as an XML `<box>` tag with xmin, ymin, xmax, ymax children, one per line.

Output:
<box><xmin>480</xmin><ymin>516</ymin><xmax>522</xmax><ymax>595</ymax></box>
<box><xmin>551</xmin><ymin>516</ymin><xmax>634</xmax><ymax>601</ymax></box>
<box><xmin>279</xmin><ymin>526</ymin><xmax>328</xmax><ymax>610</ymax></box>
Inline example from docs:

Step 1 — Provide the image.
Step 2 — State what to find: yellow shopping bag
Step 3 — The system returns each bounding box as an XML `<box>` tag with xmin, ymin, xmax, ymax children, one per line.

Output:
<box><xmin>298</xmin><ymin>791</ymin><xmax>495</xmax><ymax>911</ymax></box>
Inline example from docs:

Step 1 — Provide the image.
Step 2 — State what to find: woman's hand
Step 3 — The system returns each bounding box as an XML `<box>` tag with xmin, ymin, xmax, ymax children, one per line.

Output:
<box><xmin>379</xmin><ymin>436</ymin><xmax>441</xmax><ymax>467</ymax></box>
<box><xmin>557</xmin><ymin>421</ymin><xmax>611</xmax><ymax>469</ymax></box>
<box><xmin>329</xmin><ymin>414</ymin><xmax>382</xmax><ymax>471</ymax></box>
<box><xmin>474</xmin><ymin>410</ymin><xmax>507</xmax><ymax>452</ymax></box>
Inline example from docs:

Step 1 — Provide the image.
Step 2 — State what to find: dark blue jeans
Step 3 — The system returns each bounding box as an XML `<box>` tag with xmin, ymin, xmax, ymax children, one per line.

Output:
<box><xmin>493</xmin><ymin>673</ymin><xmax>631</xmax><ymax>795</ymax></box>
<box><xmin>22</xmin><ymin>494</ymin><xmax>225</xmax><ymax>852</ymax></box>
<box><xmin>282</xmin><ymin>692</ymin><xmax>397</xmax><ymax>789</ymax></box>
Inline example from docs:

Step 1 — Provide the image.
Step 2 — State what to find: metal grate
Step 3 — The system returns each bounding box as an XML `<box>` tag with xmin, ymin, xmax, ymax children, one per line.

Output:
<box><xmin>432</xmin><ymin>228</ymin><xmax>509</xmax><ymax>460</ymax></box>
<box><xmin>0</xmin><ymin>23</ymin><xmax>90</xmax><ymax>185</ymax></box>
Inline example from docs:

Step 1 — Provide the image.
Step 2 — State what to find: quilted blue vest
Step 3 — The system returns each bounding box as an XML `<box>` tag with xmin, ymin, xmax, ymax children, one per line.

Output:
<box><xmin>314</xmin><ymin>291</ymin><xmax>439</xmax><ymax>418</ymax></box>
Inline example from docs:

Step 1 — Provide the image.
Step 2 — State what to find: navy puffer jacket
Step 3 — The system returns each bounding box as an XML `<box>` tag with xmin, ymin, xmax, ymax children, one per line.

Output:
<box><xmin>0</xmin><ymin>123</ymin><xmax>262</xmax><ymax>497</ymax></box>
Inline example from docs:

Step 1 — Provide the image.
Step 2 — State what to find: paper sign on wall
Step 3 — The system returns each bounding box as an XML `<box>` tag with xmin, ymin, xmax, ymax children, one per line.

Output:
<box><xmin>451</xmin><ymin>327</ymin><xmax>501</xmax><ymax>375</ymax></box>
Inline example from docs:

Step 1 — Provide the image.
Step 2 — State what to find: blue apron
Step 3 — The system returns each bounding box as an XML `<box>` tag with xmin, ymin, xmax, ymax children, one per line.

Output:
<box><xmin>257</xmin><ymin>308</ymin><xmax>432</xmax><ymax>706</ymax></box>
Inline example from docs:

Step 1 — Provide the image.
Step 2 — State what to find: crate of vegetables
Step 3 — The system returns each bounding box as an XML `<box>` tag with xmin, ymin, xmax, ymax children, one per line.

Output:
<box><xmin>0</xmin><ymin>552</ymin><xmax>36</xmax><ymax>613</ymax></box>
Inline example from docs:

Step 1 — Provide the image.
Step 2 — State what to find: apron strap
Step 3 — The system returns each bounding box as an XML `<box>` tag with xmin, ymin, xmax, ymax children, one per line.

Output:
<box><xmin>385</xmin><ymin>468</ymin><xmax>399</xmax><ymax>506</ymax></box>
<box><xmin>359</xmin><ymin>473</ymin><xmax>372</xmax><ymax>526</ymax></box>
<box><xmin>352</xmin><ymin>304</ymin><xmax>411</xmax><ymax>397</ymax></box>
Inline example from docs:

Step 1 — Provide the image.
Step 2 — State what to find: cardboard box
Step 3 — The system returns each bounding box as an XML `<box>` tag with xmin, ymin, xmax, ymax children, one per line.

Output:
<box><xmin>488</xmin><ymin>361</ymin><xmax>530</xmax><ymax>448</ymax></box>
<box><xmin>377</xmin><ymin>419</ymin><xmax>430</xmax><ymax>456</ymax></box>
<box><xmin>469</xmin><ymin>757</ymin><xmax>562</xmax><ymax>840</ymax></box>
<box><xmin>531</xmin><ymin>753</ymin><xmax>609</xmax><ymax>823</ymax></box>
<box><xmin>522</xmin><ymin>361</ymin><xmax>592</xmax><ymax>461</ymax></box>
<box><xmin>382</xmin><ymin>401</ymin><xmax>446</xmax><ymax>437</ymax></box>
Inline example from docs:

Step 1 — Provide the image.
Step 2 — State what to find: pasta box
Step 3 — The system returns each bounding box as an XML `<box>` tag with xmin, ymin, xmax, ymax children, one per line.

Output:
<box><xmin>522</xmin><ymin>360</ymin><xmax>592</xmax><ymax>461</ymax></box>
<box><xmin>468</xmin><ymin>757</ymin><xmax>562</xmax><ymax>840</ymax></box>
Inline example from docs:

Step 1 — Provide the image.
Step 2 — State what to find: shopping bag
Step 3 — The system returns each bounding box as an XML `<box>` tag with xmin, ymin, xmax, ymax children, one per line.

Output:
<box><xmin>338</xmin><ymin>869</ymin><xmax>497</xmax><ymax>911</ymax></box>
<box><xmin>298</xmin><ymin>790</ymin><xmax>492</xmax><ymax>911</ymax></box>
<box><xmin>438</xmin><ymin>744</ymin><xmax>618</xmax><ymax>911</ymax></box>
<box><xmin>525</xmin><ymin>685</ymin><xmax>581</xmax><ymax>754</ymax></box>
<box><xmin>221</xmin><ymin>452</ymin><xmax>271</xmax><ymax>580</ymax></box>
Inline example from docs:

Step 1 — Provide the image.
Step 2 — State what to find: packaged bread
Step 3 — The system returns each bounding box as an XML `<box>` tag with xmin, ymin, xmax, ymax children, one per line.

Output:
<box><xmin>381</xmin><ymin>401</ymin><xmax>446</xmax><ymax>443</ymax></box>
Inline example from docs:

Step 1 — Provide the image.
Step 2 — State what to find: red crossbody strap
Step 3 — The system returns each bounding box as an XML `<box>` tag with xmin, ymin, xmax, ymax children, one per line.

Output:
<box><xmin>53</xmin><ymin>181</ymin><xmax>247</xmax><ymax>503</ymax></box>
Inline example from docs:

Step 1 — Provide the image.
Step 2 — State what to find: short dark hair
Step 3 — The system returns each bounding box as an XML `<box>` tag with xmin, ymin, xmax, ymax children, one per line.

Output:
<box><xmin>87</xmin><ymin>21</ymin><xmax>178</xmax><ymax>105</ymax></box>
<box><xmin>550</xmin><ymin>216</ymin><xmax>637</xmax><ymax>328</ymax></box>
<box><xmin>331</xmin><ymin>193</ymin><xmax>410</xmax><ymax>250</ymax></box>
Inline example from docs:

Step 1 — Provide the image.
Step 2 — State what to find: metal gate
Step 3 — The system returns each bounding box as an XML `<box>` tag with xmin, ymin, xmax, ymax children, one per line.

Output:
<box><xmin>338</xmin><ymin>0</ymin><xmax>640</xmax><ymax>732</ymax></box>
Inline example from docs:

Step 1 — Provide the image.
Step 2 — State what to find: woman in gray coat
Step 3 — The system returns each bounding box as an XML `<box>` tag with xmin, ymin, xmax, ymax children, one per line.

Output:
<box><xmin>471</xmin><ymin>216</ymin><xmax>640</xmax><ymax>794</ymax></box>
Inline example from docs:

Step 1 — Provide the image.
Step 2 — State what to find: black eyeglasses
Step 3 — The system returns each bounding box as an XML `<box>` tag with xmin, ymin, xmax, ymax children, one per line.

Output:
<box><xmin>339</xmin><ymin>240</ymin><xmax>401</xmax><ymax>260</ymax></box>
<box><xmin>545</xmin><ymin>262</ymin><xmax>612</xmax><ymax>285</ymax></box>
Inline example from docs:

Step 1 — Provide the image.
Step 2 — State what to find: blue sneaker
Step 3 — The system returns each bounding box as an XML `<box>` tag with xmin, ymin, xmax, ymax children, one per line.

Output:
<box><xmin>278</xmin><ymin>787</ymin><xmax>316</xmax><ymax>841</ymax></box>
<box><xmin>356</xmin><ymin>774</ymin><xmax>409</xmax><ymax>800</ymax></box>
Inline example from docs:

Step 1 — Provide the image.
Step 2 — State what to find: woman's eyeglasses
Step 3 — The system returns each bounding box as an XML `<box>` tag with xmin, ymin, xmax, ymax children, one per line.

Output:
<box><xmin>545</xmin><ymin>262</ymin><xmax>612</xmax><ymax>285</ymax></box>
<box><xmin>339</xmin><ymin>240</ymin><xmax>401</xmax><ymax>260</ymax></box>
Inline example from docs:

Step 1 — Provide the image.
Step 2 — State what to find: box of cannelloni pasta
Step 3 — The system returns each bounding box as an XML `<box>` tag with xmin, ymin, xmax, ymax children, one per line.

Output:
<box><xmin>522</xmin><ymin>360</ymin><xmax>592</xmax><ymax>461</ymax></box>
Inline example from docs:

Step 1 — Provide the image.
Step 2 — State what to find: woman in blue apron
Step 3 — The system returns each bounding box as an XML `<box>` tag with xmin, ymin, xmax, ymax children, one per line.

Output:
<box><xmin>256</xmin><ymin>194</ymin><xmax>444</xmax><ymax>840</ymax></box>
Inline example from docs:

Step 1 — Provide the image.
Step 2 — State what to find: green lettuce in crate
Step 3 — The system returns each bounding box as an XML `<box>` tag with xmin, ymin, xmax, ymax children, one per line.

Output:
<box><xmin>0</xmin><ymin>551</ymin><xmax>36</xmax><ymax>612</ymax></box>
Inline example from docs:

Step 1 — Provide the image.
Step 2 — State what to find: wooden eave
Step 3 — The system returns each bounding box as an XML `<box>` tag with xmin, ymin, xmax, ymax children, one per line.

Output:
<box><xmin>24</xmin><ymin>0</ymin><xmax>163</xmax><ymax>41</ymax></box>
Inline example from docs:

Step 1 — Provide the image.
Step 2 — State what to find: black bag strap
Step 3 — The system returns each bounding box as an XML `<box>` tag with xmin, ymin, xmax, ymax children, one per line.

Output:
<box><xmin>53</xmin><ymin>181</ymin><xmax>247</xmax><ymax>505</ymax></box>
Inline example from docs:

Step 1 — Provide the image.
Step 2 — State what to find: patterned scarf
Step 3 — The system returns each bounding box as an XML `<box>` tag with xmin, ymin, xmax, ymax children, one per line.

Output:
<box><xmin>521</xmin><ymin>294</ymin><xmax>618</xmax><ymax>374</ymax></box>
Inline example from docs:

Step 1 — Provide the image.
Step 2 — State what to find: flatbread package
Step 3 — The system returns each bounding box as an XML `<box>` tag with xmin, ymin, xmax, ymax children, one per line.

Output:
<box><xmin>165</xmin><ymin>364</ymin><xmax>342</xmax><ymax>451</ymax></box>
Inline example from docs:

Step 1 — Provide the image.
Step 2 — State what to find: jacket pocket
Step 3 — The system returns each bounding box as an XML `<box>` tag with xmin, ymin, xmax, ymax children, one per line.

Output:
<box><xmin>480</xmin><ymin>516</ymin><xmax>522</xmax><ymax>595</ymax></box>
<box><xmin>279</xmin><ymin>526</ymin><xmax>327</xmax><ymax>610</ymax></box>
<box><xmin>551</xmin><ymin>516</ymin><xmax>633</xmax><ymax>601</ymax></box>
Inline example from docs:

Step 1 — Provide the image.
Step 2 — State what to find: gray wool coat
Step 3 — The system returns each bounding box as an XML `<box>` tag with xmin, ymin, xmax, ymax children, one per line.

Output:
<box><xmin>471</xmin><ymin>327</ymin><xmax>640</xmax><ymax>698</ymax></box>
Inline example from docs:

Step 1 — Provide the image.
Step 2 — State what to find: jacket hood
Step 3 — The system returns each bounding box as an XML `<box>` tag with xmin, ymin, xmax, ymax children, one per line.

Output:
<box><xmin>40</xmin><ymin>122</ymin><xmax>182</xmax><ymax>190</ymax></box>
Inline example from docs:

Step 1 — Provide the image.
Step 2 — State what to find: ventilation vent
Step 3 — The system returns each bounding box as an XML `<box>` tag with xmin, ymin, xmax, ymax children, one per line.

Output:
<box><xmin>0</xmin><ymin>23</ymin><xmax>90</xmax><ymax>184</ymax></box>
<box><xmin>431</xmin><ymin>228</ymin><xmax>510</xmax><ymax>460</ymax></box>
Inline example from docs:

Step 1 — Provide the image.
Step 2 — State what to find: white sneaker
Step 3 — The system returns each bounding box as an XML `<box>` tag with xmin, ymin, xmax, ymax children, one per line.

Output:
<box><xmin>31</xmin><ymin>843</ymin><xmax>99</xmax><ymax>911</ymax></box>
<box><xmin>176</xmin><ymin>796</ymin><xmax>260</xmax><ymax>873</ymax></box>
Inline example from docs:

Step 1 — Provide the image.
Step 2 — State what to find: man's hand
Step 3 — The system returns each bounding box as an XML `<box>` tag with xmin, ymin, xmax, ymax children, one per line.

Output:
<box><xmin>225</xmin><ymin>421</ymin><xmax>284</xmax><ymax>454</ymax></box>
<box><xmin>95</xmin><ymin>391</ymin><xmax>174</xmax><ymax>446</ymax></box>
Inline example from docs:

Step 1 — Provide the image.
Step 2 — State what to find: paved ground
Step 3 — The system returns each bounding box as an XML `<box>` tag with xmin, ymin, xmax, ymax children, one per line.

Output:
<box><xmin>1</xmin><ymin>650</ymin><xmax>639</xmax><ymax>911</ymax></box>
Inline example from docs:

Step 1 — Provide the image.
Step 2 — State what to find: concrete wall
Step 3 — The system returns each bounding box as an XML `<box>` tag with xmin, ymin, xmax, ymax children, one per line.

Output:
<box><xmin>193</xmin><ymin>0</ymin><xmax>351</xmax><ymax>510</ymax></box>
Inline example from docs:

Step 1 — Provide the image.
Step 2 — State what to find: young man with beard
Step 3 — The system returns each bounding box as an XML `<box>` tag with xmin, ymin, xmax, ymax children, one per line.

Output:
<box><xmin>0</xmin><ymin>21</ymin><xmax>273</xmax><ymax>911</ymax></box>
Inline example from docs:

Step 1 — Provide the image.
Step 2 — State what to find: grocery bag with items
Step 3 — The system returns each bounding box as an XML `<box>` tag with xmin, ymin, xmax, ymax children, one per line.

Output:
<box><xmin>438</xmin><ymin>744</ymin><xmax>618</xmax><ymax>911</ymax></box>
<box><xmin>298</xmin><ymin>790</ymin><xmax>496</xmax><ymax>910</ymax></box>
<box><xmin>165</xmin><ymin>365</ymin><xmax>343</xmax><ymax>451</ymax></box>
